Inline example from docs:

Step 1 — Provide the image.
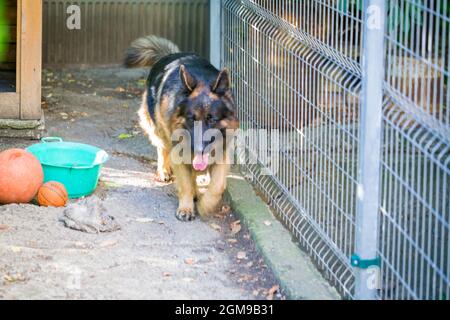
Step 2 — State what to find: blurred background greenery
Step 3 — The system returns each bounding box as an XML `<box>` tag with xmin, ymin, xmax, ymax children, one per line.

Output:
<box><xmin>0</xmin><ymin>0</ymin><xmax>10</xmax><ymax>62</ymax></box>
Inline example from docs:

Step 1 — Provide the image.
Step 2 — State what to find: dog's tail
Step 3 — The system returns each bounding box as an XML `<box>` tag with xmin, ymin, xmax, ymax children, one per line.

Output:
<box><xmin>124</xmin><ymin>35</ymin><xmax>180</xmax><ymax>68</ymax></box>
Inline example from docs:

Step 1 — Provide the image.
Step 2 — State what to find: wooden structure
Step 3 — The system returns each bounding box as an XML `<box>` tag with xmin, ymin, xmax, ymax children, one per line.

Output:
<box><xmin>0</xmin><ymin>0</ymin><xmax>42</xmax><ymax>122</ymax></box>
<box><xmin>42</xmin><ymin>0</ymin><xmax>209</xmax><ymax>66</ymax></box>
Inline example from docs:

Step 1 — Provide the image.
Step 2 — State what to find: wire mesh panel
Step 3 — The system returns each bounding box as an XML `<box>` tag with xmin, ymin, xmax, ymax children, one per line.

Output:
<box><xmin>221</xmin><ymin>0</ymin><xmax>450</xmax><ymax>299</ymax></box>
<box><xmin>379</xmin><ymin>0</ymin><xmax>450</xmax><ymax>299</ymax></box>
<box><xmin>222</xmin><ymin>0</ymin><xmax>363</xmax><ymax>298</ymax></box>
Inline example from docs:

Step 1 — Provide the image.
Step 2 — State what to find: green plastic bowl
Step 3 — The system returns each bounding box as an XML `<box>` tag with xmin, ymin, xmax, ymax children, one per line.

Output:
<box><xmin>26</xmin><ymin>137</ymin><xmax>109</xmax><ymax>198</ymax></box>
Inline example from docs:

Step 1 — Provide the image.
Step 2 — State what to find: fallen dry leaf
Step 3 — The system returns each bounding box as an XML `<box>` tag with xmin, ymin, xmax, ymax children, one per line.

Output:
<box><xmin>230</xmin><ymin>220</ymin><xmax>241</xmax><ymax>235</ymax></box>
<box><xmin>0</xmin><ymin>224</ymin><xmax>9</xmax><ymax>231</ymax></box>
<box><xmin>118</xmin><ymin>133</ymin><xmax>133</xmax><ymax>140</ymax></box>
<box><xmin>136</xmin><ymin>218</ymin><xmax>154</xmax><ymax>223</ymax></box>
<box><xmin>227</xmin><ymin>238</ymin><xmax>238</xmax><ymax>244</ymax></box>
<box><xmin>3</xmin><ymin>273</ymin><xmax>26</xmax><ymax>284</ymax></box>
<box><xmin>267</xmin><ymin>285</ymin><xmax>280</xmax><ymax>300</ymax></box>
<box><xmin>210</xmin><ymin>223</ymin><xmax>221</xmax><ymax>232</ymax></box>
<box><xmin>184</xmin><ymin>258</ymin><xmax>195</xmax><ymax>265</ymax></box>
<box><xmin>74</xmin><ymin>241</ymin><xmax>88</xmax><ymax>248</ymax></box>
<box><xmin>236</xmin><ymin>251</ymin><xmax>247</xmax><ymax>260</ymax></box>
<box><xmin>99</xmin><ymin>239</ymin><xmax>118</xmax><ymax>247</ymax></box>
<box><xmin>238</xmin><ymin>274</ymin><xmax>253</xmax><ymax>283</ymax></box>
<box><xmin>268</xmin><ymin>284</ymin><xmax>279</xmax><ymax>295</ymax></box>
<box><xmin>115</xmin><ymin>86</ymin><xmax>126</xmax><ymax>93</ymax></box>
<box><xmin>10</xmin><ymin>246</ymin><xmax>22</xmax><ymax>253</ymax></box>
<box><xmin>26</xmin><ymin>240</ymin><xmax>38</xmax><ymax>248</ymax></box>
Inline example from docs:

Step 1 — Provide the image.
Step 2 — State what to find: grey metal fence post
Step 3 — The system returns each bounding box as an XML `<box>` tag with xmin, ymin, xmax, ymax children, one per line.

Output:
<box><xmin>353</xmin><ymin>0</ymin><xmax>386</xmax><ymax>300</ymax></box>
<box><xmin>210</xmin><ymin>0</ymin><xmax>221</xmax><ymax>69</ymax></box>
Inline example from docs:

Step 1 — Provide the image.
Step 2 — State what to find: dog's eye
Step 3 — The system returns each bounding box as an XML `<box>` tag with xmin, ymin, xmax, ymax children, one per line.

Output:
<box><xmin>206</xmin><ymin>114</ymin><xmax>216</xmax><ymax>123</ymax></box>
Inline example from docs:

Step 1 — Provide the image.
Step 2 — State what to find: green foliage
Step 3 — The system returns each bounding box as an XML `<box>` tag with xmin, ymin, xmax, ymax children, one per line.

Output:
<box><xmin>337</xmin><ymin>0</ymin><xmax>449</xmax><ymax>36</ymax></box>
<box><xmin>118</xmin><ymin>133</ymin><xmax>133</xmax><ymax>140</ymax></box>
<box><xmin>0</xmin><ymin>0</ymin><xmax>10</xmax><ymax>62</ymax></box>
<box><xmin>386</xmin><ymin>0</ymin><xmax>424</xmax><ymax>36</ymax></box>
<box><xmin>337</xmin><ymin>0</ymin><xmax>363</xmax><ymax>13</ymax></box>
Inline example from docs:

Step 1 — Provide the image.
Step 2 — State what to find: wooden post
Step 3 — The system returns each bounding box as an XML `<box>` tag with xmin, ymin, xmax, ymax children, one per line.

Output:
<box><xmin>19</xmin><ymin>0</ymin><xmax>42</xmax><ymax>120</ymax></box>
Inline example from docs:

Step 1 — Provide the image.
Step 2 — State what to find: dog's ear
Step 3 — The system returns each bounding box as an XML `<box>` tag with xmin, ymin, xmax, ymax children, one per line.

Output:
<box><xmin>212</xmin><ymin>68</ymin><xmax>230</xmax><ymax>94</ymax></box>
<box><xmin>179</xmin><ymin>65</ymin><xmax>197</xmax><ymax>92</ymax></box>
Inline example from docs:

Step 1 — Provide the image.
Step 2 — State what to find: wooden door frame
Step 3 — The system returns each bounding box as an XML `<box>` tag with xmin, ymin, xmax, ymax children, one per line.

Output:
<box><xmin>0</xmin><ymin>0</ymin><xmax>42</xmax><ymax>120</ymax></box>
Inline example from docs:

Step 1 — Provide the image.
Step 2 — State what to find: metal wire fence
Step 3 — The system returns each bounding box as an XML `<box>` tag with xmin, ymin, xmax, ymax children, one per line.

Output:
<box><xmin>219</xmin><ymin>0</ymin><xmax>450</xmax><ymax>299</ymax></box>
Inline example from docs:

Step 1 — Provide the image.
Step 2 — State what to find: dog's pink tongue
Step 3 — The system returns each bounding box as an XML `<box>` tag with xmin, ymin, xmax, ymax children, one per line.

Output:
<box><xmin>193</xmin><ymin>154</ymin><xmax>208</xmax><ymax>171</ymax></box>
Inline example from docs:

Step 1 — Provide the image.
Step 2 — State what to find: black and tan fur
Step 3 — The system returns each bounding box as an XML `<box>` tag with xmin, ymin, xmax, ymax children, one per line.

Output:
<box><xmin>125</xmin><ymin>35</ymin><xmax>239</xmax><ymax>221</ymax></box>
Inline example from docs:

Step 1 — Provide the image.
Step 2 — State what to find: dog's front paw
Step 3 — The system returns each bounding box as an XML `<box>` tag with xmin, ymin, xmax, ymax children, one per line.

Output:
<box><xmin>175</xmin><ymin>207</ymin><xmax>196</xmax><ymax>221</ymax></box>
<box><xmin>155</xmin><ymin>170</ymin><xmax>173</xmax><ymax>183</ymax></box>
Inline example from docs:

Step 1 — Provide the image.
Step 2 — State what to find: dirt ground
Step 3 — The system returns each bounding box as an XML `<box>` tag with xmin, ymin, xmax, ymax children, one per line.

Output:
<box><xmin>0</xmin><ymin>67</ymin><xmax>283</xmax><ymax>300</ymax></box>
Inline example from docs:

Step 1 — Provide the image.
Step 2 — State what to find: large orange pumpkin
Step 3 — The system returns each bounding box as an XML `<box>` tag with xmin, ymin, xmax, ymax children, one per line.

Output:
<box><xmin>0</xmin><ymin>148</ymin><xmax>44</xmax><ymax>204</ymax></box>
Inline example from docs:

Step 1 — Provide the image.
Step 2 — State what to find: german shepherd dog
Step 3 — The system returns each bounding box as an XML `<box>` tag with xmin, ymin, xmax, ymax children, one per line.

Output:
<box><xmin>125</xmin><ymin>36</ymin><xmax>239</xmax><ymax>221</ymax></box>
